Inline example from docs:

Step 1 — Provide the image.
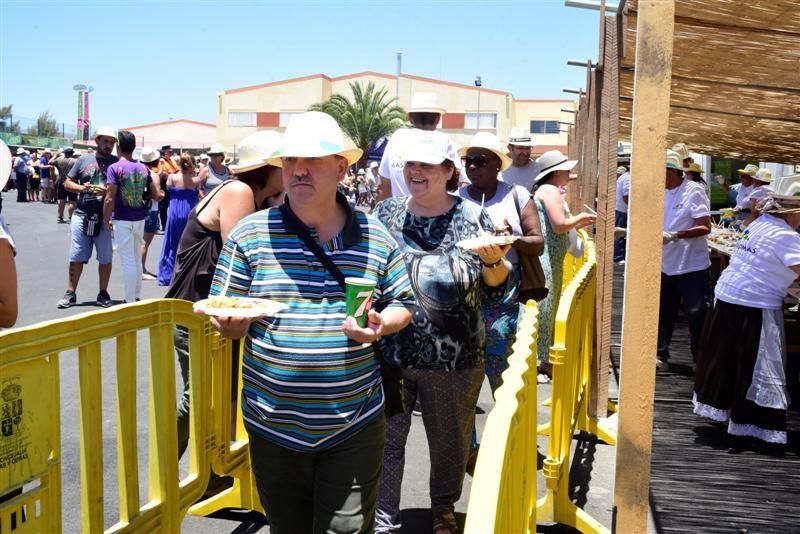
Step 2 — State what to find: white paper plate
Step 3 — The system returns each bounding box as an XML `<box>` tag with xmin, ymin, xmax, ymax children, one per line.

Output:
<box><xmin>456</xmin><ymin>235</ymin><xmax>518</xmax><ymax>251</ymax></box>
<box><xmin>193</xmin><ymin>297</ymin><xmax>287</xmax><ymax>318</ymax></box>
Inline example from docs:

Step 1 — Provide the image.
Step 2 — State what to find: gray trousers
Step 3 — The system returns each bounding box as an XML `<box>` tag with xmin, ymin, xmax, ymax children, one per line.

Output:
<box><xmin>175</xmin><ymin>325</ymin><xmax>191</xmax><ymax>459</ymax></box>
<box><xmin>375</xmin><ymin>366</ymin><xmax>484</xmax><ymax>533</ymax></box>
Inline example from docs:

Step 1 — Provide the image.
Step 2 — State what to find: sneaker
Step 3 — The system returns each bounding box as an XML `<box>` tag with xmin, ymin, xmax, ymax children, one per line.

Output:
<box><xmin>96</xmin><ymin>290</ymin><xmax>113</xmax><ymax>308</ymax></box>
<box><xmin>57</xmin><ymin>290</ymin><xmax>76</xmax><ymax>309</ymax></box>
<box><xmin>656</xmin><ymin>358</ymin><xmax>670</xmax><ymax>372</ymax></box>
<box><xmin>412</xmin><ymin>399</ymin><xmax>422</xmax><ymax>416</ymax></box>
<box><xmin>142</xmin><ymin>271</ymin><xmax>157</xmax><ymax>280</ymax></box>
<box><xmin>57</xmin><ymin>217</ymin><xmax>66</xmax><ymax>224</ymax></box>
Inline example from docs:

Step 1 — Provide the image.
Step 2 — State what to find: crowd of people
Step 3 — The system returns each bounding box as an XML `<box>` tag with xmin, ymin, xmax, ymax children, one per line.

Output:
<box><xmin>2</xmin><ymin>86</ymin><xmax>797</xmax><ymax>532</ymax></box>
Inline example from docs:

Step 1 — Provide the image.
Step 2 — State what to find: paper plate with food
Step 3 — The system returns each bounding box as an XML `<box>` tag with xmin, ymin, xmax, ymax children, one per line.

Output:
<box><xmin>456</xmin><ymin>234</ymin><xmax>518</xmax><ymax>251</ymax></box>
<box><xmin>194</xmin><ymin>295</ymin><xmax>287</xmax><ymax>318</ymax></box>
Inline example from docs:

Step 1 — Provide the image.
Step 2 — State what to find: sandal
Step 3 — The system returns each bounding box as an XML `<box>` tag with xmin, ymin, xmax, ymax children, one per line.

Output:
<box><xmin>433</xmin><ymin>511</ymin><xmax>458</xmax><ymax>534</ymax></box>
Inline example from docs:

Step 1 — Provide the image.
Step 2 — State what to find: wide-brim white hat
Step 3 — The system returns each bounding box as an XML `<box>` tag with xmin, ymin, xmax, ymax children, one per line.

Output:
<box><xmin>230</xmin><ymin>130</ymin><xmax>284</xmax><ymax>173</ymax></box>
<box><xmin>736</xmin><ymin>163</ymin><xmax>759</xmax><ymax>176</ymax></box>
<box><xmin>752</xmin><ymin>168</ymin><xmax>773</xmax><ymax>183</ymax></box>
<box><xmin>769</xmin><ymin>178</ymin><xmax>800</xmax><ymax>203</ymax></box>
<box><xmin>458</xmin><ymin>131</ymin><xmax>512</xmax><ymax>171</ymax></box>
<box><xmin>408</xmin><ymin>92</ymin><xmax>446</xmax><ymax>114</ymax></box>
<box><xmin>671</xmin><ymin>143</ymin><xmax>690</xmax><ymax>162</ymax></box>
<box><xmin>533</xmin><ymin>150</ymin><xmax>577</xmax><ymax>183</ymax></box>
<box><xmin>139</xmin><ymin>146</ymin><xmax>160</xmax><ymax>164</ymax></box>
<box><xmin>208</xmin><ymin>143</ymin><xmax>225</xmax><ymax>155</ymax></box>
<box><xmin>0</xmin><ymin>141</ymin><xmax>11</xmax><ymax>191</ymax></box>
<box><xmin>507</xmin><ymin>127</ymin><xmax>536</xmax><ymax>147</ymax></box>
<box><xmin>665</xmin><ymin>150</ymin><xmax>687</xmax><ymax>172</ymax></box>
<box><xmin>266</xmin><ymin>111</ymin><xmax>362</xmax><ymax>167</ymax></box>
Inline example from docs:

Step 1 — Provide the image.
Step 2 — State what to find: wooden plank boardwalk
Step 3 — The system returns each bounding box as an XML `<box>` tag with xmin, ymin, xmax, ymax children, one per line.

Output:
<box><xmin>610</xmin><ymin>266</ymin><xmax>800</xmax><ymax>533</ymax></box>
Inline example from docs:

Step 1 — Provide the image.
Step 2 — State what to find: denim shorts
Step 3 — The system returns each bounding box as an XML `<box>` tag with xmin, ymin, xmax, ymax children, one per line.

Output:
<box><xmin>70</xmin><ymin>211</ymin><xmax>113</xmax><ymax>264</ymax></box>
<box><xmin>144</xmin><ymin>210</ymin><xmax>159</xmax><ymax>234</ymax></box>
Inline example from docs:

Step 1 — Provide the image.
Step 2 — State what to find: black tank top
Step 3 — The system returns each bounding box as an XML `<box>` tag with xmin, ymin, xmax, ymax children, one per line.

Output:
<box><xmin>165</xmin><ymin>182</ymin><xmax>231</xmax><ymax>302</ymax></box>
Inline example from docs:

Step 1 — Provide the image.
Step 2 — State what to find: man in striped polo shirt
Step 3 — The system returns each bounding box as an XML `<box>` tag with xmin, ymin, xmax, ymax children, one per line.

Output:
<box><xmin>209</xmin><ymin>112</ymin><xmax>414</xmax><ymax>534</ymax></box>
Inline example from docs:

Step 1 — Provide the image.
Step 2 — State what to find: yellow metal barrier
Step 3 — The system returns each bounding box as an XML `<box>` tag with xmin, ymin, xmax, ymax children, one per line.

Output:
<box><xmin>536</xmin><ymin>234</ymin><xmax>615</xmax><ymax>534</ymax></box>
<box><xmin>0</xmin><ymin>299</ymin><xmax>216</xmax><ymax>533</ymax></box>
<box><xmin>465</xmin><ymin>302</ymin><xmax>539</xmax><ymax>534</ymax></box>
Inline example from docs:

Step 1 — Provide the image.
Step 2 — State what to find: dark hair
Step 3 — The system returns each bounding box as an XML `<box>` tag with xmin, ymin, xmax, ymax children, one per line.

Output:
<box><xmin>442</xmin><ymin>160</ymin><xmax>459</xmax><ymax>192</ymax></box>
<box><xmin>64</xmin><ymin>148</ymin><xmax>75</xmax><ymax>157</ymax></box>
<box><xmin>179</xmin><ymin>152</ymin><xmax>195</xmax><ymax>172</ymax></box>
<box><xmin>236</xmin><ymin>164</ymin><xmax>279</xmax><ymax>190</ymax></box>
<box><xmin>409</xmin><ymin>112</ymin><xmax>440</xmax><ymax>127</ymax></box>
<box><xmin>143</xmin><ymin>159</ymin><xmax>160</xmax><ymax>169</ymax></box>
<box><xmin>117</xmin><ymin>130</ymin><xmax>136</xmax><ymax>153</ymax></box>
<box><xmin>532</xmin><ymin>171</ymin><xmax>556</xmax><ymax>193</ymax></box>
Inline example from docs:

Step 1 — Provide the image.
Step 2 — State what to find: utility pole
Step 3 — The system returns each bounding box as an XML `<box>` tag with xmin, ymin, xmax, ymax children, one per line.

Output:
<box><xmin>396</xmin><ymin>52</ymin><xmax>402</xmax><ymax>101</ymax></box>
<box><xmin>475</xmin><ymin>76</ymin><xmax>482</xmax><ymax>129</ymax></box>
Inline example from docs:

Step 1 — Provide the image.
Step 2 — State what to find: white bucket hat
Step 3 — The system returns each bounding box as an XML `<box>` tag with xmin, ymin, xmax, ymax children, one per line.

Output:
<box><xmin>402</xmin><ymin>129</ymin><xmax>461</xmax><ymax>167</ymax></box>
<box><xmin>139</xmin><ymin>146</ymin><xmax>160</xmax><ymax>164</ymax></box>
<box><xmin>231</xmin><ymin>130</ymin><xmax>284</xmax><ymax>173</ymax></box>
<box><xmin>665</xmin><ymin>150</ymin><xmax>686</xmax><ymax>171</ymax></box>
<box><xmin>736</xmin><ymin>163</ymin><xmax>759</xmax><ymax>177</ymax></box>
<box><xmin>266</xmin><ymin>111</ymin><xmax>362</xmax><ymax>167</ymax></box>
<box><xmin>208</xmin><ymin>143</ymin><xmax>225</xmax><ymax>155</ymax></box>
<box><xmin>533</xmin><ymin>150</ymin><xmax>578</xmax><ymax>183</ymax></box>
<box><xmin>408</xmin><ymin>92</ymin><xmax>446</xmax><ymax>114</ymax></box>
<box><xmin>94</xmin><ymin>125</ymin><xmax>117</xmax><ymax>141</ymax></box>
<box><xmin>507</xmin><ymin>127</ymin><xmax>536</xmax><ymax>147</ymax></box>
<box><xmin>15</xmin><ymin>147</ymin><xmax>26</xmax><ymax>155</ymax></box>
<box><xmin>752</xmin><ymin>168</ymin><xmax>773</xmax><ymax>183</ymax></box>
<box><xmin>458</xmin><ymin>131</ymin><xmax>512</xmax><ymax>171</ymax></box>
<box><xmin>0</xmin><ymin>141</ymin><xmax>11</xmax><ymax>191</ymax></box>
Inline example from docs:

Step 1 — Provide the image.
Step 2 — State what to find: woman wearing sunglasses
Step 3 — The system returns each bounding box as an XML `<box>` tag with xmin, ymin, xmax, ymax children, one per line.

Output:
<box><xmin>457</xmin><ymin>131</ymin><xmax>545</xmax><ymax>392</ymax></box>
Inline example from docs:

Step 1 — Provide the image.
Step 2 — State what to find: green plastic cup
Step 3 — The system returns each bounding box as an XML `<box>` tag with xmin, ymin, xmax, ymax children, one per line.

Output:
<box><xmin>345</xmin><ymin>277</ymin><xmax>377</xmax><ymax>327</ymax></box>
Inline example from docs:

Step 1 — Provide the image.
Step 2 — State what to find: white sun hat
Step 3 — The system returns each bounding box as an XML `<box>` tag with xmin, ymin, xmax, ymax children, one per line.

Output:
<box><xmin>533</xmin><ymin>150</ymin><xmax>578</xmax><ymax>183</ymax></box>
<box><xmin>458</xmin><ymin>131</ymin><xmax>512</xmax><ymax>171</ymax></box>
<box><xmin>769</xmin><ymin>176</ymin><xmax>800</xmax><ymax>202</ymax></box>
<box><xmin>0</xmin><ymin>141</ymin><xmax>11</xmax><ymax>191</ymax></box>
<box><xmin>752</xmin><ymin>168</ymin><xmax>773</xmax><ymax>183</ymax></box>
<box><xmin>94</xmin><ymin>125</ymin><xmax>117</xmax><ymax>141</ymax></box>
<box><xmin>15</xmin><ymin>147</ymin><xmax>27</xmax><ymax>155</ymax></box>
<box><xmin>231</xmin><ymin>130</ymin><xmax>284</xmax><ymax>173</ymax></box>
<box><xmin>736</xmin><ymin>163</ymin><xmax>759</xmax><ymax>177</ymax></box>
<box><xmin>199</xmin><ymin>153</ymin><xmax>210</xmax><ymax>161</ymax></box>
<box><xmin>369</xmin><ymin>161</ymin><xmax>378</xmax><ymax>169</ymax></box>
<box><xmin>617</xmin><ymin>166</ymin><xmax>627</xmax><ymax>175</ymax></box>
<box><xmin>408</xmin><ymin>92</ymin><xmax>446</xmax><ymax>114</ymax></box>
<box><xmin>266</xmin><ymin>111</ymin><xmax>362</xmax><ymax>167</ymax></box>
<box><xmin>402</xmin><ymin>129</ymin><xmax>460</xmax><ymax>167</ymax></box>
<box><xmin>507</xmin><ymin>127</ymin><xmax>536</xmax><ymax>147</ymax></box>
<box><xmin>671</xmin><ymin>143</ymin><xmax>690</xmax><ymax>162</ymax></box>
<box><xmin>665</xmin><ymin>150</ymin><xmax>686</xmax><ymax>171</ymax></box>
<box><xmin>208</xmin><ymin>143</ymin><xmax>225</xmax><ymax>155</ymax></box>
<box><xmin>139</xmin><ymin>146</ymin><xmax>161</xmax><ymax>164</ymax></box>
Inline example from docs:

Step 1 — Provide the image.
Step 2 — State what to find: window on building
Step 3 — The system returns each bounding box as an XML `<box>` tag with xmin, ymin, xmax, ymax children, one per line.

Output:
<box><xmin>465</xmin><ymin>113</ymin><xmax>497</xmax><ymax>130</ymax></box>
<box><xmin>228</xmin><ymin>111</ymin><xmax>256</xmax><ymax>127</ymax></box>
<box><xmin>279</xmin><ymin>112</ymin><xmax>302</xmax><ymax>127</ymax></box>
<box><xmin>530</xmin><ymin>120</ymin><xmax>560</xmax><ymax>134</ymax></box>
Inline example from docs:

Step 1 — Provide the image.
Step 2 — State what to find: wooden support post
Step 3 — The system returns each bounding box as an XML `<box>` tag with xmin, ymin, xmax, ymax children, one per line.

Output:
<box><xmin>591</xmin><ymin>15</ymin><xmax>620</xmax><ymax>419</ymax></box>
<box><xmin>613</xmin><ymin>0</ymin><xmax>675</xmax><ymax>532</ymax></box>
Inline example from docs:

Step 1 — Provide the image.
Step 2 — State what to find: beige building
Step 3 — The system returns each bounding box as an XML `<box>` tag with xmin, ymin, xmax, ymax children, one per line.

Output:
<box><xmin>216</xmin><ymin>71</ymin><xmax>574</xmax><ymax>155</ymax></box>
<box><xmin>122</xmin><ymin>119</ymin><xmax>216</xmax><ymax>151</ymax></box>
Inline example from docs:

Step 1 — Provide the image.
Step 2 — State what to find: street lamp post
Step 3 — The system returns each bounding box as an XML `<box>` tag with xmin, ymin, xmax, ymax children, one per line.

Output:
<box><xmin>475</xmin><ymin>76</ymin><xmax>482</xmax><ymax>129</ymax></box>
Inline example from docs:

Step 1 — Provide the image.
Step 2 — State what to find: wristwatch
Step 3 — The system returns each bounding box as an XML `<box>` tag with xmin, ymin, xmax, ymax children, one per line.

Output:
<box><xmin>482</xmin><ymin>258</ymin><xmax>503</xmax><ymax>269</ymax></box>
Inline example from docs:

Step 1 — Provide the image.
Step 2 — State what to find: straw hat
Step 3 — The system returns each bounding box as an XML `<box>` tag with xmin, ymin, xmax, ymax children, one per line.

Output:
<box><xmin>617</xmin><ymin>166</ymin><xmax>627</xmax><ymax>175</ymax></box>
<box><xmin>507</xmin><ymin>127</ymin><xmax>536</xmax><ymax>147</ymax></box>
<box><xmin>401</xmin><ymin>129</ymin><xmax>461</xmax><ymax>167</ymax></box>
<box><xmin>686</xmin><ymin>162</ymin><xmax>703</xmax><ymax>174</ymax></box>
<box><xmin>458</xmin><ymin>131</ymin><xmax>512</xmax><ymax>171</ymax></box>
<box><xmin>94</xmin><ymin>125</ymin><xmax>117</xmax><ymax>141</ymax></box>
<box><xmin>533</xmin><ymin>150</ymin><xmax>578</xmax><ymax>183</ymax></box>
<box><xmin>15</xmin><ymin>147</ymin><xmax>26</xmax><ymax>155</ymax></box>
<box><xmin>736</xmin><ymin>163</ymin><xmax>759</xmax><ymax>177</ymax></box>
<box><xmin>769</xmin><ymin>178</ymin><xmax>800</xmax><ymax>203</ymax></box>
<box><xmin>230</xmin><ymin>130</ymin><xmax>284</xmax><ymax>173</ymax></box>
<box><xmin>266</xmin><ymin>111</ymin><xmax>362</xmax><ymax>167</ymax></box>
<box><xmin>752</xmin><ymin>168</ymin><xmax>772</xmax><ymax>183</ymax></box>
<box><xmin>665</xmin><ymin>150</ymin><xmax>686</xmax><ymax>171</ymax></box>
<box><xmin>139</xmin><ymin>146</ymin><xmax>160</xmax><ymax>164</ymax></box>
<box><xmin>671</xmin><ymin>143</ymin><xmax>690</xmax><ymax>162</ymax></box>
<box><xmin>0</xmin><ymin>141</ymin><xmax>11</xmax><ymax>191</ymax></box>
<box><xmin>208</xmin><ymin>143</ymin><xmax>225</xmax><ymax>155</ymax></box>
<box><xmin>408</xmin><ymin>92</ymin><xmax>446</xmax><ymax>114</ymax></box>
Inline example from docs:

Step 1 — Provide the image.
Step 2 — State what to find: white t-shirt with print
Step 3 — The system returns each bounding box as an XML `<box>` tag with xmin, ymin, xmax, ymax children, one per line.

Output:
<box><xmin>615</xmin><ymin>172</ymin><xmax>631</xmax><ymax>213</ymax></box>
<box><xmin>662</xmin><ymin>178</ymin><xmax>710</xmax><ymax>276</ymax></box>
<box><xmin>379</xmin><ymin>129</ymin><xmax>462</xmax><ymax>197</ymax></box>
<box><xmin>716</xmin><ymin>214</ymin><xmax>800</xmax><ymax>309</ymax></box>
<box><xmin>735</xmin><ymin>184</ymin><xmax>754</xmax><ymax>209</ymax></box>
<box><xmin>747</xmin><ymin>184</ymin><xmax>773</xmax><ymax>205</ymax></box>
<box><xmin>457</xmin><ymin>181</ymin><xmax>531</xmax><ymax>265</ymax></box>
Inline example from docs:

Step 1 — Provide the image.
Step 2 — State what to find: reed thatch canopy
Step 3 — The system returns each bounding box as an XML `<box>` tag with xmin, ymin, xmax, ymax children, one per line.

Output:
<box><xmin>618</xmin><ymin>0</ymin><xmax>800</xmax><ymax>164</ymax></box>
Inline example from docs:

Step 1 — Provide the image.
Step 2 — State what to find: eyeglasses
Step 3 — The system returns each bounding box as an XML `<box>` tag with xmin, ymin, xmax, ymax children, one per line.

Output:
<box><xmin>463</xmin><ymin>154</ymin><xmax>490</xmax><ymax>168</ymax></box>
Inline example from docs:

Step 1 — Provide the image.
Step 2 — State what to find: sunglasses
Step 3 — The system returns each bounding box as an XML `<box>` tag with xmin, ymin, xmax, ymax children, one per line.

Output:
<box><xmin>463</xmin><ymin>154</ymin><xmax>493</xmax><ymax>168</ymax></box>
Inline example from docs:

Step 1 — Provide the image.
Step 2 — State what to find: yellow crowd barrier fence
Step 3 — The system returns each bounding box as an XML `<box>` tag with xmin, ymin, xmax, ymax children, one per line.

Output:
<box><xmin>464</xmin><ymin>302</ymin><xmax>539</xmax><ymax>534</ymax></box>
<box><xmin>536</xmin><ymin>233</ymin><xmax>615</xmax><ymax>534</ymax></box>
<box><xmin>0</xmin><ymin>299</ymin><xmax>258</xmax><ymax>533</ymax></box>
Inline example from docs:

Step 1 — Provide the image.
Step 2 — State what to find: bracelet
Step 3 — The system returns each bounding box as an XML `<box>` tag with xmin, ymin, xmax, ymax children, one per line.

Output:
<box><xmin>482</xmin><ymin>258</ymin><xmax>503</xmax><ymax>269</ymax></box>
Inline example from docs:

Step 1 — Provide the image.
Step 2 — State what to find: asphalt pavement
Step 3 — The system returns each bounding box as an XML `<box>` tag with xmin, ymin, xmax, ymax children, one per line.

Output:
<box><xmin>2</xmin><ymin>196</ymin><xmax>617</xmax><ymax>533</ymax></box>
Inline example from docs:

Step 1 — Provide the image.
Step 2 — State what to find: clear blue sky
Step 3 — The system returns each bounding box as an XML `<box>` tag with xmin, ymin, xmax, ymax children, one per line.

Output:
<box><xmin>1</xmin><ymin>0</ymin><xmax>600</xmax><ymax>129</ymax></box>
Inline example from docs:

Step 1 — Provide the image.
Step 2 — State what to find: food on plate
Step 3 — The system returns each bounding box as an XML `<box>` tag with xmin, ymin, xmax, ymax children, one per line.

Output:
<box><xmin>204</xmin><ymin>295</ymin><xmax>261</xmax><ymax>309</ymax></box>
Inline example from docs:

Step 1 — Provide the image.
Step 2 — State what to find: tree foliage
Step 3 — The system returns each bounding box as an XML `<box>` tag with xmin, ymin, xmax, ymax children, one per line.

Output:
<box><xmin>309</xmin><ymin>82</ymin><xmax>406</xmax><ymax>167</ymax></box>
<box><xmin>28</xmin><ymin>111</ymin><xmax>60</xmax><ymax>137</ymax></box>
<box><xmin>0</xmin><ymin>104</ymin><xmax>20</xmax><ymax>133</ymax></box>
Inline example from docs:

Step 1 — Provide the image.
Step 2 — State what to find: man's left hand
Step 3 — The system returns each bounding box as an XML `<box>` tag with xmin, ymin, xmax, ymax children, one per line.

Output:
<box><xmin>342</xmin><ymin>309</ymin><xmax>384</xmax><ymax>343</ymax></box>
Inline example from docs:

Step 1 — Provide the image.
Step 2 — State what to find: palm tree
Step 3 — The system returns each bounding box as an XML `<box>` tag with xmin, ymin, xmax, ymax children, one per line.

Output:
<box><xmin>309</xmin><ymin>81</ymin><xmax>407</xmax><ymax>168</ymax></box>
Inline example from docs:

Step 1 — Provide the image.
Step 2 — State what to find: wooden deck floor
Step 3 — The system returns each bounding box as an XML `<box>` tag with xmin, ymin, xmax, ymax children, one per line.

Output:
<box><xmin>610</xmin><ymin>266</ymin><xmax>800</xmax><ymax>533</ymax></box>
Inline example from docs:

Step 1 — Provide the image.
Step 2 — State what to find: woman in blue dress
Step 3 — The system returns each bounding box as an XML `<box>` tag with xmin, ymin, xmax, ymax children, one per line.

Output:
<box><xmin>158</xmin><ymin>153</ymin><xmax>201</xmax><ymax>286</ymax></box>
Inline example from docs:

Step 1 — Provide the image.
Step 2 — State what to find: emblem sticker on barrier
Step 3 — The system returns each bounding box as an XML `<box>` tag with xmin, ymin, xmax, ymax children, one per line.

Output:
<box><xmin>0</xmin><ymin>358</ymin><xmax>53</xmax><ymax>493</ymax></box>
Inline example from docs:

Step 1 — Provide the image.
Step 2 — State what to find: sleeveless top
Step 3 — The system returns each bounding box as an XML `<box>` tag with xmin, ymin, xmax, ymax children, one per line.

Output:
<box><xmin>204</xmin><ymin>162</ymin><xmax>230</xmax><ymax>195</ymax></box>
<box><xmin>165</xmin><ymin>181</ymin><xmax>231</xmax><ymax>302</ymax></box>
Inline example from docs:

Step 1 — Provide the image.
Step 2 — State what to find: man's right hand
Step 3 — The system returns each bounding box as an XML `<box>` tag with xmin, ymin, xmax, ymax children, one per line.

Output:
<box><xmin>209</xmin><ymin>315</ymin><xmax>255</xmax><ymax>339</ymax></box>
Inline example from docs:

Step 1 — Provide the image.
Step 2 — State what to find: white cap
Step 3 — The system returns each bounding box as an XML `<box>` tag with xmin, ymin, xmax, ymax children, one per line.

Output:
<box><xmin>402</xmin><ymin>129</ymin><xmax>460</xmax><ymax>167</ymax></box>
<box><xmin>94</xmin><ymin>125</ymin><xmax>117</xmax><ymax>141</ymax></box>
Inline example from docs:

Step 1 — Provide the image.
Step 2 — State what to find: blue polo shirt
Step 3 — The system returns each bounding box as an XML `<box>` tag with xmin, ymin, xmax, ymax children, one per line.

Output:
<box><xmin>210</xmin><ymin>196</ymin><xmax>415</xmax><ymax>451</ymax></box>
